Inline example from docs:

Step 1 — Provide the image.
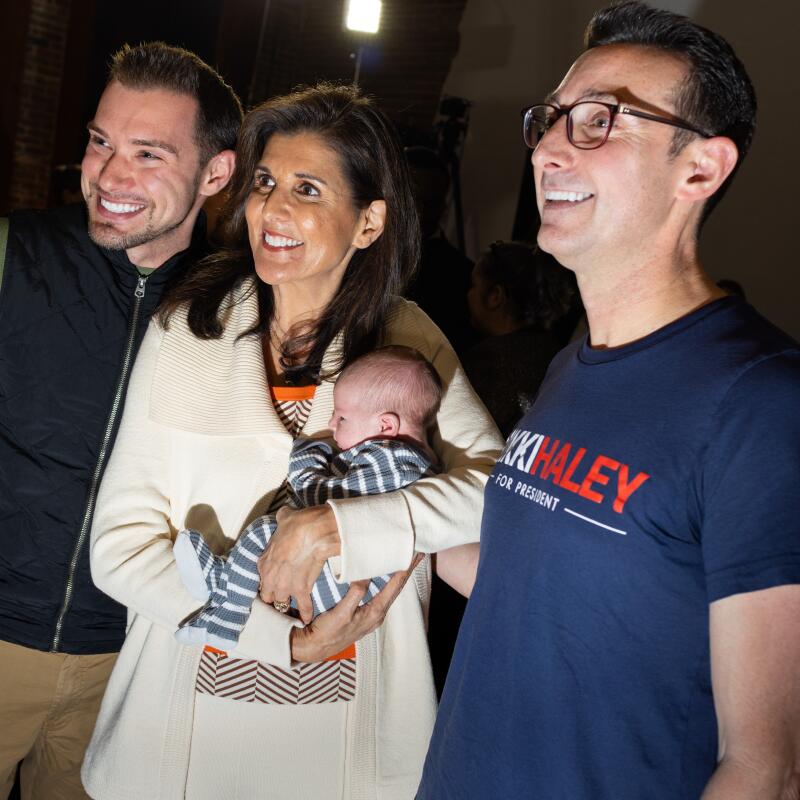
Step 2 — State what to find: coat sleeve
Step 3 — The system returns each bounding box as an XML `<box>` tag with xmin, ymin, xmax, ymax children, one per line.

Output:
<box><xmin>327</xmin><ymin>301</ymin><xmax>504</xmax><ymax>583</ymax></box>
<box><xmin>90</xmin><ymin>322</ymin><xmax>301</xmax><ymax>668</ymax></box>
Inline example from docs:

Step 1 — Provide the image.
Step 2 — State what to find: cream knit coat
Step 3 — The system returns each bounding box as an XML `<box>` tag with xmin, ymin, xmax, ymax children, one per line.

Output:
<box><xmin>82</xmin><ymin>285</ymin><xmax>502</xmax><ymax>799</ymax></box>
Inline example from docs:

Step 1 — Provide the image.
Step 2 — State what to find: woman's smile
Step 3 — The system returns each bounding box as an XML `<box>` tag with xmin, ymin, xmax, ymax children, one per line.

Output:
<box><xmin>261</xmin><ymin>229</ymin><xmax>304</xmax><ymax>251</ymax></box>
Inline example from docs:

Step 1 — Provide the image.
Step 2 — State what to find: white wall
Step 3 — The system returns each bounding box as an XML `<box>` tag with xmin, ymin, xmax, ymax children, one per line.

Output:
<box><xmin>443</xmin><ymin>0</ymin><xmax>799</xmax><ymax>338</ymax></box>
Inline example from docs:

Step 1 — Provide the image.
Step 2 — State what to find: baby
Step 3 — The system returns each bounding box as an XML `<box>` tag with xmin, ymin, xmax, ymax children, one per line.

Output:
<box><xmin>173</xmin><ymin>345</ymin><xmax>442</xmax><ymax>651</ymax></box>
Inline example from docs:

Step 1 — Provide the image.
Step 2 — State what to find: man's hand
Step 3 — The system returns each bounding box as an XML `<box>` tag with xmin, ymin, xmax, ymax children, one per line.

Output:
<box><xmin>258</xmin><ymin>505</ymin><xmax>340</xmax><ymax>623</ymax></box>
<box><xmin>290</xmin><ymin>554</ymin><xmax>424</xmax><ymax>663</ymax></box>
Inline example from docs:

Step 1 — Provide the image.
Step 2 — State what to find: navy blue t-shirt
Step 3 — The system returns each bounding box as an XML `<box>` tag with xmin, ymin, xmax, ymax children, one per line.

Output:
<box><xmin>419</xmin><ymin>298</ymin><xmax>800</xmax><ymax>799</ymax></box>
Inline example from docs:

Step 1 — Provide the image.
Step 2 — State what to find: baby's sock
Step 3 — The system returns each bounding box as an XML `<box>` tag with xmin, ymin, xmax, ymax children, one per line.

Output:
<box><xmin>175</xmin><ymin>588</ymin><xmax>234</xmax><ymax>647</ymax></box>
<box><xmin>175</xmin><ymin>574</ymin><xmax>247</xmax><ymax>649</ymax></box>
<box><xmin>174</xmin><ymin>614</ymin><xmax>210</xmax><ymax>646</ymax></box>
<box><xmin>174</xmin><ymin>529</ymin><xmax>222</xmax><ymax>601</ymax></box>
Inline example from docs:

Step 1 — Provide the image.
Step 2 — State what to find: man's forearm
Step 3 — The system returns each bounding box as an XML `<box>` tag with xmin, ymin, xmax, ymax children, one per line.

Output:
<box><xmin>701</xmin><ymin>755</ymin><xmax>800</xmax><ymax>800</ymax></box>
<box><xmin>435</xmin><ymin>542</ymin><xmax>479</xmax><ymax>598</ymax></box>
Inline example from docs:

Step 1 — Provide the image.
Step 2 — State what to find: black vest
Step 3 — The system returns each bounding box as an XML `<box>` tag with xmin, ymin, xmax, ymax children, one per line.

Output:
<box><xmin>0</xmin><ymin>204</ymin><xmax>203</xmax><ymax>654</ymax></box>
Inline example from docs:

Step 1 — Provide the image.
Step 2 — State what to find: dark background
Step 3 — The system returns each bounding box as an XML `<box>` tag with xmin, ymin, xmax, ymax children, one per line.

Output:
<box><xmin>0</xmin><ymin>0</ymin><xmax>470</xmax><ymax>215</ymax></box>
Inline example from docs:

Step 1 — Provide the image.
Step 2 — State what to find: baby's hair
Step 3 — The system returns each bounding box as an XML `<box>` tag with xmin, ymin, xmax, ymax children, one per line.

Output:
<box><xmin>339</xmin><ymin>345</ymin><xmax>443</xmax><ymax>429</ymax></box>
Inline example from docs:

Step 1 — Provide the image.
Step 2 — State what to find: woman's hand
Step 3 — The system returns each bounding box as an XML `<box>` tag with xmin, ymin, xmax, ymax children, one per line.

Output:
<box><xmin>290</xmin><ymin>554</ymin><xmax>424</xmax><ymax>663</ymax></box>
<box><xmin>258</xmin><ymin>505</ymin><xmax>341</xmax><ymax>623</ymax></box>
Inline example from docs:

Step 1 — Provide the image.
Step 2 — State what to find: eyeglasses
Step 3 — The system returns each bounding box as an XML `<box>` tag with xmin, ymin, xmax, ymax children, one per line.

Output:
<box><xmin>521</xmin><ymin>101</ymin><xmax>713</xmax><ymax>150</ymax></box>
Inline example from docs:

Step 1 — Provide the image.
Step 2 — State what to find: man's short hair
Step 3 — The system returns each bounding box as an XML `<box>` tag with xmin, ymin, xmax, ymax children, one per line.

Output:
<box><xmin>108</xmin><ymin>42</ymin><xmax>243</xmax><ymax>165</ymax></box>
<box><xmin>340</xmin><ymin>345</ymin><xmax>443</xmax><ymax>430</ymax></box>
<box><xmin>585</xmin><ymin>1</ymin><xmax>756</xmax><ymax>220</ymax></box>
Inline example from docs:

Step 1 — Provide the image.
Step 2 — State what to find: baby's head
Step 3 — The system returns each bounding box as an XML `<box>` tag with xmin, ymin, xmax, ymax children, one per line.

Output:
<box><xmin>329</xmin><ymin>346</ymin><xmax>443</xmax><ymax>451</ymax></box>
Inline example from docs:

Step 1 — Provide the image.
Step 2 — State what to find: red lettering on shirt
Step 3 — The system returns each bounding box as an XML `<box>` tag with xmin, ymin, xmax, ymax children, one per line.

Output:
<box><xmin>541</xmin><ymin>442</ymin><xmax>571</xmax><ymax>484</ymax></box>
<box><xmin>558</xmin><ymin>447</ymin><xmax>587</xmax><ymax>492</ymax></box>
<box><xmin>614</xmin><ymin>465</ymin><xmax>650</xmax><ymax>513</ymax></box>
<box><xmin>578</xmin><ymin>455</ymin><xmax>620</xmax><ymax>504</ymax></box>
<box><xmin>530</xmin><ymin>438</ymin><xmax>560</xmax><ymax>477</ymax></box>
<box><xmin>508</xmin><ymin>427</ymin><xmax>651</xmax><ymax>514</ymax></box>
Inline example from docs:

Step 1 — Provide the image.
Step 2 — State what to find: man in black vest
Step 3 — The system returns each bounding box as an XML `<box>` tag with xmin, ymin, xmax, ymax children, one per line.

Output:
<box><xmin>0</xmin><ymin>43</ymin><xmax>240</xmax><ymax>799</ymax></box>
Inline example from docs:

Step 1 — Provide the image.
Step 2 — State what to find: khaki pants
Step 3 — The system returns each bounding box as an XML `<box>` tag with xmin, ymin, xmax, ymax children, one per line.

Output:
<box><xmin>0</xmin><ymin>639</ymin><xmax>117</xmax><ymax>800</ymax></box>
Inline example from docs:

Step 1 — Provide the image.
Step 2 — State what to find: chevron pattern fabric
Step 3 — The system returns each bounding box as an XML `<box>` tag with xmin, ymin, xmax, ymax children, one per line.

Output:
<box><xmin>266</xmin><ymin>389</ymin><xmax>313</xmax><ymax>513</ymax></box>
<box><xmin>274</xmin><ymin>394</ymin><xmax>314</xmax><ymax>437</ymax></box>
<box><xmin>196</xmin><ymin>649</ymin><xmax>356</xmax><ymax>704</ymax></box>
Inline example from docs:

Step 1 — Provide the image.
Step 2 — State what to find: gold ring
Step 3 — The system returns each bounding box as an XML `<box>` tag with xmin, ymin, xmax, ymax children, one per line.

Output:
<box><xmin>273</xmin><ymin>599</ymin><xmax>290</xmax><ymax>614</ymax></box>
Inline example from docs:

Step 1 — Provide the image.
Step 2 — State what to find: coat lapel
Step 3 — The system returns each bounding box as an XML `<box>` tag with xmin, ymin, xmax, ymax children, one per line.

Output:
<box><xmin>150</xmin><ymin>279</ymin><xmax>339</xmax><ymax>440</ymax></box>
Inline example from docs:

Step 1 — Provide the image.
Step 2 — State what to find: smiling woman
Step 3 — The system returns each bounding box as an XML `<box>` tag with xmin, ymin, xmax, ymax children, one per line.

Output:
<box><xmin>85</xmin><ymin>82</ymin><xmax>502</xmax><ymax>799</ymax></box>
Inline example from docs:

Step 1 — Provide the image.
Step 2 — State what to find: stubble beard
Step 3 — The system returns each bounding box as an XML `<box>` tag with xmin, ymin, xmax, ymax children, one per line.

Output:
<box><xmin>84</xmin><ymin>173</ymin><xmax>201</xmax><ymax>253</ymax></box>
<box><xmin>88</xmin><ymin>215</ymin><xmax>161</xmax><ymax>251</ymax></box>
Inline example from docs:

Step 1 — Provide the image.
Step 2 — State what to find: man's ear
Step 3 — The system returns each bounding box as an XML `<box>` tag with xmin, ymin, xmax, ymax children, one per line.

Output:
<box><xmin>677</xmin><ymin>137</ymin><xmax>738</xmax><ymax>204</ymax></box>
<box><xmin>353</xmin><ymin>199</ymin><xmax>387</xmax><ymax>250</ymax></box>
<box><xmin>378</xmin><ymin>411</ymin><xmax>400</xmax><ymax>437</ymax></box>
<box><xmin>486</xmin><ymin>284</ymin><xmax>506</xmax><ymax>311</ymax></box>
<box><xmin>198</xmin><ymin>150</ymin><xmax>236</xmax><ymax>199</ymax></box>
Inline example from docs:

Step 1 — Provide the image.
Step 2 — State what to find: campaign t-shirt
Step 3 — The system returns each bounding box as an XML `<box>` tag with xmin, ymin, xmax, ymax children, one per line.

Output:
<box><xmin>418</xmin><ymin>297</ymin><xmax>800</xmax><ymax>799</ymax></box>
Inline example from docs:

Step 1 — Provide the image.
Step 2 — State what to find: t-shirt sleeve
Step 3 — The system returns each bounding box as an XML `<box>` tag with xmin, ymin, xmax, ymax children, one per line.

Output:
<box><xmin>701</xmin><ymin>352</ymin><xmax>800</xmax><ymax>603</ymax></box>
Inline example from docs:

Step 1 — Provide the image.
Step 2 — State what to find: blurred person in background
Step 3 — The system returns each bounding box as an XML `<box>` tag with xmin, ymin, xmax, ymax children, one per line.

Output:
<box><xmin>464</xmin><ymin>240</ymin><xmax>576</xmax><ymax>437</ymax></box>
<box><xmin>50</xmin><ymin>163</ymin><xmax>84</xmax><ymax>207</ymax></box>
<box><xmin>403</xmin><ymin>146</ymin><xmax>476</xmax><ymax>354</ymax></box>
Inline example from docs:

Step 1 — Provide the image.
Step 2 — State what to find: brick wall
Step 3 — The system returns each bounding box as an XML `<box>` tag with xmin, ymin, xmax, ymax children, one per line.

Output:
<box><xmin>7</xmin><ymin>0</ymin><xmax>72</xmax><ymax>210</ymax></box>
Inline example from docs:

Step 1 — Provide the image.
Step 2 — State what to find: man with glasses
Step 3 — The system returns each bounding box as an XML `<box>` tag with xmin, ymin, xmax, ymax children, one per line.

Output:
<box><xmin>419</xmin><ymin>2</ymin><xmax>800</xmax><ymax>798</ymax></box>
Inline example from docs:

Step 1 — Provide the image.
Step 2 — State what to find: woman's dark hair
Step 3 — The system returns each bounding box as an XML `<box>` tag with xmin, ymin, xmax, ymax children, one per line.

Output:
<box><xmin>477</xmin><ymin>241</ymin><xmax>576</xmax><ymax>331</ymax></box>
<box><xmin>160</xmin><ymin>82</ymin><xmax>420</xmax><ymax>384</ymax></box>
<box><xmin>585</xmin><ymin>1</ymin><xmax>756</xmax><ymax>222</ymax></box>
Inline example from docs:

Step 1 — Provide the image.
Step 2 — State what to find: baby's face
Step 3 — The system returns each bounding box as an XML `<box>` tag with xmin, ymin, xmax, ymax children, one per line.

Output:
<box><xmin>329</xmin><ymin>379</ymin><xmax>385</xmax><ymax>450</ymax></box>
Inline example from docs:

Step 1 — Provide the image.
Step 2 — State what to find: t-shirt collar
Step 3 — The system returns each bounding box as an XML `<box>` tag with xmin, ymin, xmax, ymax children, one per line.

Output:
<box><xmin>578</xmin><ymin>296</ymin><xmax>741</xmax><ymax>365</ymax></box>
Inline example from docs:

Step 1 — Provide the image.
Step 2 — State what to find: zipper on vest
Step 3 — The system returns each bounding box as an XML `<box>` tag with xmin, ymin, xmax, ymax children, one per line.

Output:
<box><xmin>50</xmin><ymin>274</ymin><xmax>149</xmax><ymax>652</ymax></box>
